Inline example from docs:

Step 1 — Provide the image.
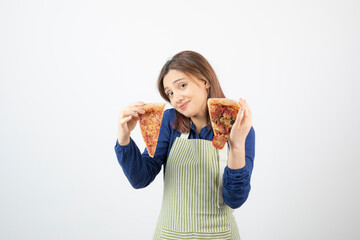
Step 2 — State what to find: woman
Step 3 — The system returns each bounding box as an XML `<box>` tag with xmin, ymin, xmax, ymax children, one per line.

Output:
<box><xmin>115</xmin><ymin>50</ymin><xmax>255</xmax><ymax>239</ymax></box>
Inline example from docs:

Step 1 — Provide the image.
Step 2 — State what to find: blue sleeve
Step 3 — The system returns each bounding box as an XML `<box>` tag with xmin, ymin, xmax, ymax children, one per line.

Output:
<box><xmin>114</xmin><ymin>109</ymin><xmax>172</xmax><ymax>189</ymax></box>
<box><xmin>222</xmin><ymin>126</ymin><xmax>255</xmax><ymax>209</ymax></box>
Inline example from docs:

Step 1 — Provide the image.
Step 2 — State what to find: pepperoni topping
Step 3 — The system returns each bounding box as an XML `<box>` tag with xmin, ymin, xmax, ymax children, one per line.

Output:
<box><xmin>223</xmin><ymin>107</ymin><xmax>238</xmax><ymax>119</ymax></box>
<box><xmin>214</xmin><ymin>120</ymin><xmax>227</xmax><ymax>134</ymax></box>
<box><xmin>212</xmin><ymin>135</ymin><xmax>227</xmax><ymax>149</ymax></box>
<box><xmin>209</xmin><ymin>105</ymin><xmax>224</xmax><ymax>119</ymax></box>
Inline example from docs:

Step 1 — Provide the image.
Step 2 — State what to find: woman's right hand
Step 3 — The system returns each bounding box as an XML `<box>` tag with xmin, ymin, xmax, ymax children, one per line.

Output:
<box><xmin>117</xmin><ymin>101</ymin><xmax>146</xmax><ymax>145</ymax></box>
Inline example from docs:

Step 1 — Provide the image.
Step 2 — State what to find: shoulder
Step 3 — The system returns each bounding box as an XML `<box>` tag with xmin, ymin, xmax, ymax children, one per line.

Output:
<box><xmin>160</xmin><ymin>108</ymin><xmax>177</xmax><ymax>134</ymax></box>
<box><xmin>159</xmin><ymin>108</ymin><xmax>181</xmax><ymax>143</ymax></box>
<box><xmin>162</xmin><ymin>108</ymin><xmax>177</xmax><ymax>124</ymax></box>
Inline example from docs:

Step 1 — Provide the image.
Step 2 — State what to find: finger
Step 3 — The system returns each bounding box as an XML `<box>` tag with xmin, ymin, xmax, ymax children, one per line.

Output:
<box><xmin>119</xmin><ymin>115</ymin><xmax>133</xmax><ymax>125</ymax></box>
<box><xmin>234</xmin><ymin>107</ymin><xmax>244</xmax><ymax>126</ymax></box>
<box><xmin>244</xmin><ymin>99</ymin><xmax>250</xmax><ymax>109</ymax></box>
<box><xmin>133</xmin><ymin>106</ymin><xmax>146</xmax><ymax>114</ymax></box>
<box><xmin>239</xmin><ymin>99</ymin><xmax>251</xmax><ymax>115</ymax></box>
<box><xmin>123</xmin><ymin>107</ymin><xmax>145</xmax><ymax>117</ymax></box>
<box><xmin>242</xmin><ymin>101</ymin><xmax>251</xmax><ymax>115</ymax></box>
<box><xmin>129</xmin><ymin>101</ymin><xmax>145</xmax><ymax>107</ymax></box>
<box><xmin>240</xmin><ymin>106</ymin><xmax>253</xmax><ymax>126</ymax></box>
<box><xmin>238</xmin><ymin>98</ymin><xmax>248</xmax><ymax>109</ymax></box>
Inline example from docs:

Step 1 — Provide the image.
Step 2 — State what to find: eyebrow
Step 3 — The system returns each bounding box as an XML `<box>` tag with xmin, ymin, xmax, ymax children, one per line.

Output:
<box><xmin>164</xmin><ymin>78</ymin><xmax>185</xmax><ymax>91</ymax></box>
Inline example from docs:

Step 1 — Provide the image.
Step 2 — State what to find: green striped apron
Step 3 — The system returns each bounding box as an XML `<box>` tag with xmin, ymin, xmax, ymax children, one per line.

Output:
<box><xmin>153</xmin><ymin>132</ymin><xmax>241</xmax><ymax>240</ymax></box>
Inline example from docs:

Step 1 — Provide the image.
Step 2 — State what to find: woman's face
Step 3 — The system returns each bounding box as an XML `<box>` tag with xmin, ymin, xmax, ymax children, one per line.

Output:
<box><xmin>163</xmin><ymin>69</ymin><xmax>210</xmax><ymax>118</ymax></box>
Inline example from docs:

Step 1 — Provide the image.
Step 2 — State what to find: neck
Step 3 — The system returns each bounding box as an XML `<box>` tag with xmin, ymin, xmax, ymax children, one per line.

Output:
<box><xmin>191</xmin><ymin>113</ymin><xmax>209</xmax><ymax>134</ymax></box>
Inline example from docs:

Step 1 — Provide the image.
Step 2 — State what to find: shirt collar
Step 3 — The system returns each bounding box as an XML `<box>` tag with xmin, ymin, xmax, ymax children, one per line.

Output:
<box><xmin>190</xmin><ymin>122</ymin><xmax>213</xmax><ymax>137</ymax></box>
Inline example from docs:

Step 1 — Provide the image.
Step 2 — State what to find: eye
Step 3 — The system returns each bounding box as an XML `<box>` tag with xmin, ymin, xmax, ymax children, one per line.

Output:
<box><xmin>166</xmin><ymin>91</ymin><xmax>173</xmax><ymax>98</ymax></box>
<box><xmin>179</xmin><ymin>83</ymin><xmax>187</xmax><ymax>89</ymax></box>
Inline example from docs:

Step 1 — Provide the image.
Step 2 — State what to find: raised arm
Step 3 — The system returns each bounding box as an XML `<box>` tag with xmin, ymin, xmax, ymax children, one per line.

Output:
<box><xmin>115</xmin><ymin>105</ymin><xmax>171</xmax><ymax>189</ymax></box>
<box><xmin>223</xmin><ymin>98</ymin><xmax>255</xmax><ymax>208</ymax></box>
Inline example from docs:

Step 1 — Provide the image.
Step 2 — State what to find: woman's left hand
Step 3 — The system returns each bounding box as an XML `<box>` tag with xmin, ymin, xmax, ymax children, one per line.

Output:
<box><xmin>228</xmin><ymin>98</ymin><xmax>253</xmax><ymax>150</ymax></box>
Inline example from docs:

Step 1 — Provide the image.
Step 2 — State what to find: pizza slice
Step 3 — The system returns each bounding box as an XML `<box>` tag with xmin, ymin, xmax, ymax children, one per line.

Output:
<box><xmin>139</xmin><ymin>103</ymin><xmax>166</xmax><ymax>157</ymax></box>
<box><xmin>208</xmin><ymin>98</ymin><xmax>241</xmax><ymax>149</ymax></box>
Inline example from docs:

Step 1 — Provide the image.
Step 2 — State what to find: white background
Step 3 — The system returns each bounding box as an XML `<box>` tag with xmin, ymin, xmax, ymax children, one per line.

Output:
<box><xmin>1</xmin><ymin>0</ymin><xmax>360</xmax><ymax>239</ymax></box>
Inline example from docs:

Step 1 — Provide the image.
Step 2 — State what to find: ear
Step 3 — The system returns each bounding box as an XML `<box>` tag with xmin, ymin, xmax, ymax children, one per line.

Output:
<box><xmin>203</xmin><ymin>80</ymin><xmax>211</xmax><ymax>89</ymax></box>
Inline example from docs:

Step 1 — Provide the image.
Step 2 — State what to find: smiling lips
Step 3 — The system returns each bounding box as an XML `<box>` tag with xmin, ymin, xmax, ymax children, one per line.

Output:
<box><xmin>179</xmin><ymin>101</ymin><xmax>190</xmax><ymax>110</ymax></box>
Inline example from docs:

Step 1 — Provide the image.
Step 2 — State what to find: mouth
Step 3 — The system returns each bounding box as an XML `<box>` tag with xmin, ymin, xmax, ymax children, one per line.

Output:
<box><xmin>179</xmin><ymin>101</ymin><xmax>190</xmax><ymax>110</ymax></box>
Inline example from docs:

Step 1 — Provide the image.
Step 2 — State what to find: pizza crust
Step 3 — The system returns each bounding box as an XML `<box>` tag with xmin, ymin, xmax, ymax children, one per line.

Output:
<box><xmin>140</xmin><ymin>103</ymin><xmax>167</xmax><ymax>112</ymax></box>
<box><xmin>208</xmin><ymin>98</ymin><xmax>241</xmax><ymax>109</ymax></box>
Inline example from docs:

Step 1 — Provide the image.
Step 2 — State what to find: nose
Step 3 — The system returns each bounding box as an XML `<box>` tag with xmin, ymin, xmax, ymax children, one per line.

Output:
<box><xmin>172</xmin><ymin>91</ymin><xmax>184</xmax><ymax>104</ymax></box>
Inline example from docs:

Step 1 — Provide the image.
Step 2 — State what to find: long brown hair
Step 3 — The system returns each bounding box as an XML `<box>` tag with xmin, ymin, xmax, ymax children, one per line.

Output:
<box><xmin>157</xmin><ymin>50</ymin><xmax>225</xmax><ymax>133</ymax></box>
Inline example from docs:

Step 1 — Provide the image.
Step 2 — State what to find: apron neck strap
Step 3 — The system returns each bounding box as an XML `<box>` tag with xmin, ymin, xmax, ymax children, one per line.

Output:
<box><xmin>180</xmin><ymin>132</ymin><xmax>190</xmax><ymax>139</ymax></box>
<box><xmin>217</xmin><ymin>142</ymin><xmax>228</xmax><ymax>208</ymax></box>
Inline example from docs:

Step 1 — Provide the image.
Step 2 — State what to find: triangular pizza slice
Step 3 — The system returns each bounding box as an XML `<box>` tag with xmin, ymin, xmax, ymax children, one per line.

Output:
<box><xmin>139</xmin><ymin>103</ymin><xmax>166</xmax><ymax>157</ymax></box>
<box><xmin>208</xmin><ymin>98</ymin><xmax>241</xmax><ymax>149</ymax></box>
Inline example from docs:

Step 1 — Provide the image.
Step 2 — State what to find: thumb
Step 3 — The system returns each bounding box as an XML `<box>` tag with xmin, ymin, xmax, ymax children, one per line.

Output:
<box><xmin>119</xmin><ymin>115</ymin><xmax>133</xmax><ymax>125</ymax></box>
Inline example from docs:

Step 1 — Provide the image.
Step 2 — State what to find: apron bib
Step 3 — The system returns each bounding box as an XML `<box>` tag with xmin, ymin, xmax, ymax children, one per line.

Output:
<box><xmin>153</xmin><ymin>133</ymin><xmax>241</xmax><ymax>240</ymax></box>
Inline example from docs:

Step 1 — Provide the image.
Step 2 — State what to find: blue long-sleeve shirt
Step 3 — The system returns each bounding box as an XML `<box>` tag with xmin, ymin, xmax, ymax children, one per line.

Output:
<box><xmin>114</xmin><ymin>108</ymin><xmax>255</xmax><ymax>209</ymax></box>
